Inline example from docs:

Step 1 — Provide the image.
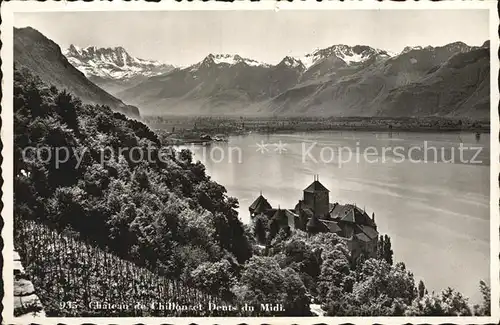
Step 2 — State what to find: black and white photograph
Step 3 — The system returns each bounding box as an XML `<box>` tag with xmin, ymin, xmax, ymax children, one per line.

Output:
<box><xmin>2</xmin><ymin>1</ymin><xmax>498</xmax><ymax>322</ymax></box>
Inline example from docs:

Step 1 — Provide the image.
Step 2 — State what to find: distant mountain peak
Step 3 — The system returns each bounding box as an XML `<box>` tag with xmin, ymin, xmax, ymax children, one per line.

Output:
<box><xmin>196</xmin><ymin>53</ymin><xmax>270</xmax><ymax>69</ymax></box>
<box><xmin>68</xmin><ymin>44</ymin><xmax>82</xmax><ymax>54</ymax></box>
<box><xmin>114</xmin><ymin>37</ymin><xmax>487</xmax><ymax>119</ymax></box>
<box><xmin>201</xmin><ymin>54</ymin><xmax>216</xmax><ymax>66</ymax></box>
<box><xmin>279</xmin><ymin>56</ymin><xmax>305</xmax><ymax>69</ymax></box>
<box><xmin>402</xmin><ymin>42</ymin><xmax>472</xmax><ymax>55</ymax></box>
<box><xmin>14</xmin><ymin>27</ymin><xmax>140</xmax><ymax>117</ymax></box>
<box><xmin>402</xmin><ymin>46</ymin><xmax>424</xmax><ymax>54</ymax></box>
<box><xmin>443</xmin><ymin>41</ymin><xmax>472</xmax><ymax>52</ymax></box>
<box><xmin>297</xmin><ymin>44</ymin><xmax>391</xmax><ymax>68</ymax></box>
<box><xmin>64</xmin><ymin>44</ymin><xmax>174</xmax><ymax>81</ymax></box>
<box><xmin>448</xmin><ymin>41</ymin><xmax>467</xmax><ymax>46</ymax></box>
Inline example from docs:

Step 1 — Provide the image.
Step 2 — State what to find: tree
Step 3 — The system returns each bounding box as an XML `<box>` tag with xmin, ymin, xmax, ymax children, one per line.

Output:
<box><xmin>232</xmin><ymin>256</ymin><xmax>309</xmax><ymax>316</ymax></box>
<box><xmin>474</xmin><ymin>280</ymin><xmax>491</xmax><ymax>316</ymax></box>
<box><xmin>317</xmin><ymin>249</ymin><xmax>353</xmax><ymax>304</ymax></box>
<box><xmin>405</xmin><ymin>293</ymin><xmax>445</xmax><ymax>316</ymax></box>
<box><xmin>132</xmin><ymin>168</ymin><xmax>150</xmax><ymax>190</ymax></box>
<box><xmin>233</xmin><ymin>256</ymin><xmax>285</xmax><ymax>305</ymax></box>
<box><xmin>49</xmin><ymin>188</ymin><xmax>83</xmax><ymax>223</ymax></box>
<box><xmin>377</xmin><ymin>234</ymin><xmax>394</xmax><ymax>265</ymax></box>
<box><xmin>440</xmin><ymin>287</ymin><xmax>472</xmax><ymax>316</ymax></box>
<box><xmin>83</xmin><ymin>163</ymin><xmax>110</xmax><ymax>196</ymax></box>
<box><xmin>328</xmin><ymin>259</ymin><xmax>417</xmax><ymax>316</ymax></box>
<box><xmin>253</xmin><ymin>214</ymin><xmax>268</xmax><ymax>245</ymax></box>
<box><xmin>383</xmin><ymin>235</ymin><xmax>393</xmax><ymax>265</ymax></box>
<box><xmin>418</xmin><ymin>280</ymin><xmax>426</xmax><ymax>298</ymax></box>
<box><xmin>267</xmin><ymin>215</ymin><xmax>283</xmax><ymax>241</ymax></box>
<box><xmin>405</xmin><ymin>287</ymin><xmax>472</xmax><ymax>316</ymax></box>
<box><xmin>283</xmin><ymin>237</ymin><xmax>321</xmax><ymax>285</ymax></box>
<box><xmin>55</xmin><ymin>90</ymin><xmax>80</xmax><ymax>131</ymax></box>
<box><xmin>282</xmin><ymin>267</ymin><xmax>311</xmax><ymax>316</ymax></box>
<box><xmin>377</xmin><ymin>235</ymin><xmax>385</xmax><ymax>259</ymax></box>
<box><xmin>191</xmin><ymin>260</ymin><xmax>235</xmax><ymax>301</ymax></box>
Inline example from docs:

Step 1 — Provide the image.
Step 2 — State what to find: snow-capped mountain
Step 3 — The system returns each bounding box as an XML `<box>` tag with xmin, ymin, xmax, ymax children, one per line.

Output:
<box><xmin>191</xmin><ymin>53</ymin><xmax>270</xmax><ymax>71</ymax></box>
<box><xmin>15</xmin><ymin>28</ymin><xmax>140</xmax><ymax>117</ymax></box>
<box><xmin>279</xmin><ymin>56</ymin><xmax>305</xmax><ymax>70</ymax></box>
<box><xmin>116</xmin><ymin>51</ymin><xmax>303</xmax><ymax>114</ymax></box>
<box><xmin>64</xmin><ymin>45</ymin><xmax>174</xmax><ymax>94</ymax></box>
<box><xmin>297</xmin><ymin>44</ymin><xmax>392</xmax><ymax>69</ymax></box>
<box><xmin>401</xmin><ymin>42</ymin><xmax>473</xmax><ymax>55</ymax></box>
<box><xmin>188</xmin><ymin>46</ymin><xmax>387</xmax><ymax>73</ymax></box>
<box><xmin>401</xmin><ymin>46</ymin><xmax>424</xmax><ymax>54</ymax></box>
<box><xmin>117</xmin><ymin>40</ymin><xmax>488</xmax><ymax>119</ymax></box>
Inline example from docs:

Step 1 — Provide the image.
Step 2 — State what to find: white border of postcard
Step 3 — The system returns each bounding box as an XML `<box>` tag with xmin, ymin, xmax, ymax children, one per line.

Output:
<box><xmin>1</xmin><ymin>1</ymin><xmax>499</xmax><ymax>324</ymax></box>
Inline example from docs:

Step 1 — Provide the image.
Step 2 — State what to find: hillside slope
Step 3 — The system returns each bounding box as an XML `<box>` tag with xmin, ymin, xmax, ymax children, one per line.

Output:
<box><xmin>15</xmin><ymin>220</ymin><xmax>223</xmax><ymax>316</ymax></box>
<box><xmin>14</xmin><ymin>27</ymin><xmax>140</xmax><ymax>117</ymax></box>
<box><xmin>14</xmin><ymin>67</ymin><xmax>252</xmax><ymax>295</ymax></box>
<box><xmin>117</xmin><ymin>54</ymin><xmax>304</xmax><ymax>115</ymax></box>
<box><xmin>269</xmin><ymin>42</ymin><xmax>488</xmax><ymax>117</ymax></box>
<box><xmin>380</xmin><ymin>47</ymin><xmax>490</xmax><ymax>117</ymax></box>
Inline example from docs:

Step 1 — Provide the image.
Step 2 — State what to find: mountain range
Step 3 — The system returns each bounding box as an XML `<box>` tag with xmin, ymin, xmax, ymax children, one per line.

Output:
<box><xmin>63</xmin><ymin>45</ymin><xmax>174</xmax><ymax>95</ymax></box>
<box><xmin>17</xmin><ymin>26</ymin><xmax>490</xmax><ymax>119</ymax></box>
<box><xmin>14</xmin><ymin>27</ymin><xmax>140</xmax><ymax>117</ymax></box>
<box><xmin>112</xmin><ymin>41</ymin><xmax>489</xmax><ymax>118</ymax></box>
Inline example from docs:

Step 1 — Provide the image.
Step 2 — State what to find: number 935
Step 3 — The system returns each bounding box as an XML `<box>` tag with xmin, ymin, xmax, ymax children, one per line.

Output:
<box><xmin>60</xmin><ymin>301</ymin><xmax>77</xmax><ymax>309</ymax></box>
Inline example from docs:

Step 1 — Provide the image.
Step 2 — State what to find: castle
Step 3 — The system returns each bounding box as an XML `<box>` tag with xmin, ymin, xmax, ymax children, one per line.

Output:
<box><xmin>249</xmin><ymin>176</ymin><xmax>379</xmax><ymax>260</ymax></box>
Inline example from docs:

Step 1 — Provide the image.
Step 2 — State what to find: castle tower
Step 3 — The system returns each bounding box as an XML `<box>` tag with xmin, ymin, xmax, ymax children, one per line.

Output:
<box><xmin>306</xmin><ymin>214</ymin><xmax>323</xmax><ymax>235</ymax></box>
<box><xmin>249</xmin><ymin>192</ymin><xmax>272</xmax><ymax>219</ymax></box>
<box><xmin>303</xmin><ymin>175</ymin><xmax>330</xmax><ymax>218</ymax></box>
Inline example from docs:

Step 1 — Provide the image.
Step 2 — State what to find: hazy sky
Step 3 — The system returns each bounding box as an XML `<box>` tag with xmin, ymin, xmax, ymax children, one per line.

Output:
<box><xmin>15</xmin><ymin>10</ymin><xmax>489</xmax><ymax>66</ymax></box>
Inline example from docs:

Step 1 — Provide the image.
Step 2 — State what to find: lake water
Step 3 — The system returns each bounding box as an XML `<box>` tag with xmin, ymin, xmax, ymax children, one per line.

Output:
<box><xmin>184</xmin><ymin>131</ymin><xmax>490</xmax><ymax>303</ymax></box>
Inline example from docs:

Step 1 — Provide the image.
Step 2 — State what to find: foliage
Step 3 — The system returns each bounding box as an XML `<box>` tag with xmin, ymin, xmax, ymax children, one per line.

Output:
<box><xmin>253</xmin><ymin>214</ymin><xmax>268</xmax><ymax>245</ymax></box>
<box><xmin>256</xmin><ymin>225</ymin><xmax>480</xmax><ymax>317</ymax></box>
<box><xmin>473</xmin><ymin>280</ymin><xmax>491</xmax><ymax>316</ymax></box>
<box><xmin>191</xmin><ymin>259</ymin><xmax>236</xmax><ymax>301</ymax></box>
<box><xmin>232</xmin><ymin>256</ymin><xmax>311</xmax><ymax>316</ymax></box>
<box><xmin>418</xmin><ymin>280</ymin><xmax>426</xmax><ymax>298</ymax></box>
<box><xmin>405</xmin><ymin>287</ymin><xmax>472</xmax><ymax>316</ymax></box>
<box><xmin>321</xmin><ymin>259</ymin><xmax>416</xmax><ymax>316</ymax></box>
<box><xmin>377</xmin><ymin>234</ymin><xmax>394</xmax><ymax>265</ymax></box>
<box><xmin>13</xmin><ymin>68</ymin><xmax>252</xmax><ymax>315</ymax></box>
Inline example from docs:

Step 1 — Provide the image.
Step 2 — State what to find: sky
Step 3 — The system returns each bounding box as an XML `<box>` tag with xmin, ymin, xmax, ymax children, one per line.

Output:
<box><xmin>14</xmin><ymin>10</ymin><xmax>489</xmax><ymax>67</ymax></box>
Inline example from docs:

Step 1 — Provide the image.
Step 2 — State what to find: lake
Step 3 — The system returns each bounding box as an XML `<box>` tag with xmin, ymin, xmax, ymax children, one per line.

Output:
<box><xmin>183</xmin><ymin>131</ymin><xmax>490</xmax><ymax>303</ymax></box>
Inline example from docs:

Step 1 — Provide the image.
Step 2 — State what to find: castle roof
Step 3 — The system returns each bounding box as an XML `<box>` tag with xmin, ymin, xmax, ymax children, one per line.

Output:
<box><xmin>357</xmin><ymin>224</ymin><xmax>378</xmax><ymax>240</ymax></box>
<box><xmin>350</xmin><ymin>224</ymin><xmax>379</xmax><ymax>242</ymax></box>
<box><xmin>344</xmin><ymin>224</ymin><xmax>379</xmax><ymax>243</ymax></box>
<box><xmin>295</xmin><ymin>200</ymin><xmax>314</xmax><ymax>217</ymax></box>
<box><xmin>321</xmin><ymin>220</ymin><xmax>342</xmax><ymax>233</ymax></box>
<box><xmin>304</xmin><ymin>180</ymin><xmax>329</xmax><ymax>193</ymax></box>
<box><xmin>330</xmin><ymin>204</ymin><xmax>376</xmax><ymax>228</ymax></box>
<box><xmin>355</xmin><ymin>232</ymin><xmax>371</xmax><ymax>243</ymax></box>
<box><xmin>270</xmin><ymin>208</ymin><xmax>298</xmax><ymax>228</ymax></box>
<box><xmin>249</xmin><ymin>194</ymin><xmax>272</xmax><ymax>214</ymax></box>
<box><xmin>307</xmin><ymin>214</ymin><xmax>328</xmax><ymax>233</ymax></box>
<box><xmin>272</xmin><ymin>208</ymin><xmax>287</xmax><ymax>221</ymax></box>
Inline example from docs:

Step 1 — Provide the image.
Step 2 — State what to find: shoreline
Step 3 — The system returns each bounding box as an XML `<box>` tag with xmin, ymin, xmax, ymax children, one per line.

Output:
<box><xmin>147</xmin><ymin>116</ymin><xmax>490</xmax><ymax>145</ymax></box>
<box><xmin>160</xmin><ymin>127</ymin><xmax>490</xmax><ymax>145</ymax></box>
<box><xmin>237</xmin><ymin>126</ymin><xmax>491</xmax><ymax>134</ymax></box>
